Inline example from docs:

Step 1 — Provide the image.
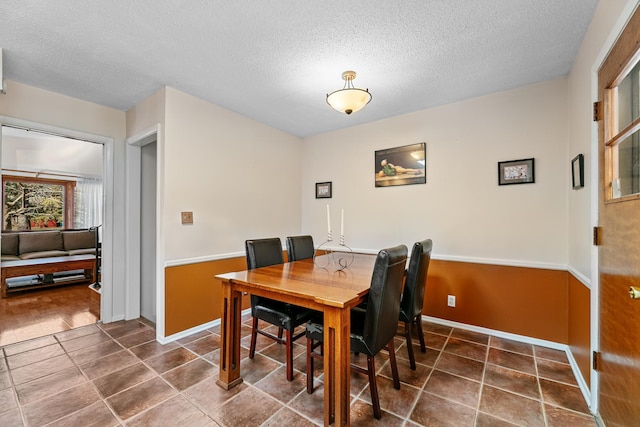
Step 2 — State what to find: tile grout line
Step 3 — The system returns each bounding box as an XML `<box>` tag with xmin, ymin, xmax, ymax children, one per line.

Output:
<box><xmin>472</xmin><ymin>334</ymin><xmax>491</xmax><ymax>426</ymax></box>
<box><xmin>10</xmin><ymin>327</ymin><xmax>126</xmax><ymax>426</ymax></box>
<box><xmin>2</xmin><ymin>347</ymin><xmax>29</xmax><ymax>427</ymax></box>
<box><xmin>64</xmin><ymin>325</ymin><xmax>128</xmax><ymax>426</ymax></box>
<box><xmin>532</xmin><ymin>345</ymin><xmax>550</xmax><ymax>427</ymax></box>
<box><xmin>404</xmin><ymin>324</ymin><xmax>453</xmax><ymax>425</ymax></box>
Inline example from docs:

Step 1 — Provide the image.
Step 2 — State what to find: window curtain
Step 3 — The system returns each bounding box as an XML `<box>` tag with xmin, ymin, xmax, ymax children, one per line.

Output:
<box><xmin>74</xmin><ymin>176</ymin><xmax>102</xmax><ymax>229</ymax></box>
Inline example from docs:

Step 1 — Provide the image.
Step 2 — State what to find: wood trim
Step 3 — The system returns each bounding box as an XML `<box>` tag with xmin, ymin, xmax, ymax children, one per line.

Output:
<box><xmin>597</xmin><ymin>5</ymin><xmax>640</xmax><ymax>425</ymax></box>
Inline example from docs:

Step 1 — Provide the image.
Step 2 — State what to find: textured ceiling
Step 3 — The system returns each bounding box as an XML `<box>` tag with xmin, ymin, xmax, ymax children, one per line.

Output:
<box><xmin>0</xmin><ymin>1</ymin><xmax>598</xmax><ymax>137</ymax></box>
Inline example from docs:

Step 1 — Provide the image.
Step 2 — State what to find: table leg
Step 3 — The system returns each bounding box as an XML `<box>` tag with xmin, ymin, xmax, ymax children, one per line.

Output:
<box><xmin>217</xmin><ymin>280</ymin><xmax>243</xmax><ymax>390</ymax></box>
<box><xmin>324</xmin><ymin>306</ymin><xmax>351</xmax><ymax>426</ymax></box>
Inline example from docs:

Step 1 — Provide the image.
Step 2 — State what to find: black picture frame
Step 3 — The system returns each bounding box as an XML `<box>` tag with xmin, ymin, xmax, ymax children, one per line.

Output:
<box><xmin>374</xmin><ymin>142</ymin><xmax>426</xmax><ymax>187</ymax></box>
<box><xmin>572</xmin><ymin>154</ymin><xmax>584</xmax><ymax>189</ymax></box>
<box><xmin>498</xmin><ymin>158</ymin><xmax>535</xmax><ymax>185</ymax></box>
<box><xmin>315</xmin><ymin>181</ymin><xmax>332</xmax><ymax>198</ymax></box>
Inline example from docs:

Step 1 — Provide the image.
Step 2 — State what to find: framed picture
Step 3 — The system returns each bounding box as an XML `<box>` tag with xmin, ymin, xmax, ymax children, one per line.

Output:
<box><xmin>375</xmin><ymin>142</ymin><xmax>426</xmax><ymax>187</ymax></box>
<box><xmin>571</xmin><ymin>154</ymin><xmax>584</xmax><ymax>189</ymax></box>
<box><xmin>315</xmin><ymin>181</ymin><xmax>332</xmax><ymax>198</ymax></box>
<box><xmin>498</xmin><ymin>158</ymin><xmax>535</xmax><ymax>185</ymax></box>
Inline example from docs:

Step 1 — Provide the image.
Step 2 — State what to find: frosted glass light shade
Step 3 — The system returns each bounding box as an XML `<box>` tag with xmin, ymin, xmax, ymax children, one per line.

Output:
<box><xmin>326</xmin><ymin>88</ymin><xmax>372</xmax><ymax>115</ymax></box>
<box><xmin>326</xmin><ymin>70</ymin><xmax>372</xmax><ymax>115</ymax></box>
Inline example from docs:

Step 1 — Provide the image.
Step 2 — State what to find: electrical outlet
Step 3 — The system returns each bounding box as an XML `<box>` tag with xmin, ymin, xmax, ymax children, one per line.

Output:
<box><xmin>447</xmin><ymin>295</ymin><xmax>456</xmax><ymax>307</ymax></box>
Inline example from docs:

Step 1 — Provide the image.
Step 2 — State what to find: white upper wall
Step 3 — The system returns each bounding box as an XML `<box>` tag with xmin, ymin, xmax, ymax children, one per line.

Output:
<box><xmin>161</xmin><ymin>87</ymin><xmax>303</xmax><ymax>261</ymax></box>
<box><xmin>302</xmin><ymin>78</ymin><xmax>569</xmax><ymax>268</ymax></box>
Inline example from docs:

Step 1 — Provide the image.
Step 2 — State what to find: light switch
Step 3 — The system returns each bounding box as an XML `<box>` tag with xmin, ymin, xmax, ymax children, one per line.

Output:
<box><xmin>181</xmin><ymin>211</ymin><xmax>193</xmax><ymax>224</ymax></box>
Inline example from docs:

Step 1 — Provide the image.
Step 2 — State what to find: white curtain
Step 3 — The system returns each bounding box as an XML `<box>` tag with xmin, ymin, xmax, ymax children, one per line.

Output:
<box><xmin>74</xmin><ymin>176</ymin><xmax>102</xmax><ymax>229</ymax></box>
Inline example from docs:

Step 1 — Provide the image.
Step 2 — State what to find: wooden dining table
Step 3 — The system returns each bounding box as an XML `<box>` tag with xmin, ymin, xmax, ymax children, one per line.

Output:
<box><xmin>215</xmin><ymin>252</ymin><xmax>377</xmax><ymax>426</ymax></box>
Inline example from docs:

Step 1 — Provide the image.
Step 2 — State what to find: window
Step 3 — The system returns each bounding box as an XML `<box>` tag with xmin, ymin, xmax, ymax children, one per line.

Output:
<box><xmin>2</xmin><ymin>176</ymin><xmax>75</xmax><ymax>231</ymax></box>
<box><xmin>605</xmin><ymin>57</ymin><xmax>640</xmax><ymax>200</ymax></box>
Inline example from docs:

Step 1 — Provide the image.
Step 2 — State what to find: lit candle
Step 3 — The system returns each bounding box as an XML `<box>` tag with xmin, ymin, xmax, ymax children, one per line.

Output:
<box><xmin>341</xmin><ymin>208</ymin><xmax>344</xmax><ymax>237</ymax></box>
<box><xmin>326</xmin><ymin>204</ymin><xmax>331</xmax><ymax>235</ymax></box>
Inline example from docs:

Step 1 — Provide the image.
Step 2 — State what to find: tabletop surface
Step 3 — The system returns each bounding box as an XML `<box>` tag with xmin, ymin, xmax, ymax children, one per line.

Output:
<box><xmin>216</xmin><ymin>253</ymin><xmax>377</xmax><ymax>308</ymax></box>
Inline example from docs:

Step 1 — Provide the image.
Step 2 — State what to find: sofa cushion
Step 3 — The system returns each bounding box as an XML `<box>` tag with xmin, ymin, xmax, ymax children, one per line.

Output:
<box><xmin>1</xmin><ymin>255</ymin><xmax>20</xmax><ymax>261</ymax></box>
<box><xmin>1</xmin><ymin>233</ymin><xmax>19</xmax><ymax>256</ymax></box>
<box><xmin>67</xmin><ymin>248</ymin><xmax>96</xmax><ymax>256</ymax></box>
<box><xmin>19</xmin><ymin>231</ymin><xmax>64</xmax><ymax>255</ymax></box>
<box><xmin>20</xmin><ymin>250</ymin><xmax>68</xmax><ymax>260</ymax></box>
<box><xmin>63</xmin><ymin>230</ymin><xmax>96</xmax><ymax>251</ymax></box>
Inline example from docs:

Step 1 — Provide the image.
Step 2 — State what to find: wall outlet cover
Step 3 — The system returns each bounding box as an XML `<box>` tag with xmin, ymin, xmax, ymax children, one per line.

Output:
<box><xmin>447</xmin><ymin>295</ymin><xmax>456</xmax><ymax>307</ymax></box>
<box><xmin>181</xmin><ymin>211</ymin><xmax>193</xmax><ymax>224</ymax></box>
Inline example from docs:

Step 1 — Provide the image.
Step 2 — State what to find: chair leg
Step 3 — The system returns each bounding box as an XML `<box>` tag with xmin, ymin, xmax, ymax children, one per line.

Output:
<box><xmin>249</xmin><ymin>316</ymin><xmax>258</xmax><ymax>359</ymax></box>
<box><xmin>277</xmin><ymin>327</ymin><xmax>284</xmax><ymax>339</ymax></box>
<box><xmin>306</xmin><ymin>338</ymin><xmax>314</xmax><ymax>393</ymax></box>
<box><xmin>388</xmin><ymin>339</ymin><xmax>400</xmax><ymax>390</ymax></box>
<box><xmin>366</xmin><ymin>355</ymin><xmax>382</xmax><ymax>419</ymax></box>
<box><xmin>404</xmin><ymin>320</ymin><xmax>416</xmax><ymax>370</ymax></box>
<box><xmin>415</xmin><ymin>315</ymin><xmax>426</xmax><ymax>353</ymax></box>
<box><xmin>286</xmin><ymin>330</ymin><xmax>293</xmax><ymax>381</ymax></box>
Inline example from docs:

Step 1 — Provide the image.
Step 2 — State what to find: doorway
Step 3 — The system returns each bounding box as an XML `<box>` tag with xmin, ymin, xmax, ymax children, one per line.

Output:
<box><xmin>0</xmin><ymin>125</ymin><xmax>106</xmax><ymax>345</ymax></box>
<box><xmin>140</xmin><ymin>140</ymin><xmax>157</xmax><ymax>323</ymax></box>
<box><xmin>125</xmin><ymin>125</ymin><xmax>161</xmax><ymax>335</ymax></box>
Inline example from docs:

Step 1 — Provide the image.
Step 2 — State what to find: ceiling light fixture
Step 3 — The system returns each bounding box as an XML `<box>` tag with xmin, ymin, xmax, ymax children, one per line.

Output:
<box><xmin>326</xmin><ymin>70</ymin><xmax>371</xmax><ymax>115</ymax></box>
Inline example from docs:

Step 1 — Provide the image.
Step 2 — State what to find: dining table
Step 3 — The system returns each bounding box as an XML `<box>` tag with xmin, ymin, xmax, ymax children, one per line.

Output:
<box><xmin>215</xmin><ymin>252</ymin><xmax>377</xmax><ymax>426</ymax></box>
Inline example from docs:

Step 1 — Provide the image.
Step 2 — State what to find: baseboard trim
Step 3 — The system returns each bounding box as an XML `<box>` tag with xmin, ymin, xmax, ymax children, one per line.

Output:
<box><xmin>158</xmin><ymin>308</ymin><xmax>252</xmax><ymax>344</ymax></box>
<box><xmin>158</xmin><ymin>318</ymin><xmax>220</xmax><ymax>344</ymax></box>
<box><xmin>423</xmin><ymin>315</ymin><xmax>566</xmax><ymax>349</ymax></box>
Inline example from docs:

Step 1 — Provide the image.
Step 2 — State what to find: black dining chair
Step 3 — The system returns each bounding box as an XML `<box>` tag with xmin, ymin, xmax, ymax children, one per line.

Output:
<box><xmin>286</xmin><ymin>235</ymin><xmax>315</xmax><ymax>261</ymax></box>
<box><xmin>399</xmin><ymin>239</ymin><xmax>433</xmax><ymax>370</ymax></box>
<box><xmin>305</xmin><ymin>244</ymin><xmax>408</xmax><ymax>419</ymax></box>
<box><xmin>246</xmin><ymin>238</ymin><xmax>316</xmax><ymax>381</ymax></box>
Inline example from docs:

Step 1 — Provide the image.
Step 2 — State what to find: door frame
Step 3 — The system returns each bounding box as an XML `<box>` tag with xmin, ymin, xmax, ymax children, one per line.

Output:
<box><xmin>0</xmin><ymin>116</ymin><xmax>115</xmax><ymax>322</ymax></box>
<box><xmin>125</xmin><ymin>124</ymin><xmax>165</xmax><ymax>339</ymax></box>
<box><xmin>590</xmin><ymin>0</ymin><xmax>640</xmax><ymax>417</ymax></box>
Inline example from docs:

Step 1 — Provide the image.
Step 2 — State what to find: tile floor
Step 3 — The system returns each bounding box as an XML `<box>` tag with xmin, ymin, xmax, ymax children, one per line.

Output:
<box><xmin>0</xmin><ymin>315</ymin><xmax>597</xmax><ymax>426</ymax></box>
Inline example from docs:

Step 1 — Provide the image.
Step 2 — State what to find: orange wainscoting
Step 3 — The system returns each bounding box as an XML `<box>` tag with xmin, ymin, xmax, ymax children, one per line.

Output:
<box><xmin>424</xmin><ymin>260</ymin><xmax>569</xmax><ymax>343</ymax></box>
<box><xmin>165</xmin><ymin>257</ymin><xmax>591</xmax><ymax>383</ymax></box>
<box><xmin>165</xmin><ymin>255</ymin><xmax>248</xmax><ymax>336</ymax></box>
<box><xmin>568</xmin><ymin>273</ymin><xmax>591</xmax><ymax>387</ymax></box>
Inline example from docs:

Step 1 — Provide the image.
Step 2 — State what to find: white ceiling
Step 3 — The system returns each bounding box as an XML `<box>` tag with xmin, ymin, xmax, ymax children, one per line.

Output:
<box><xmin>0</xmin><ymin>1</ymin><xmax>598</xmax><ymax>137</ymax></box>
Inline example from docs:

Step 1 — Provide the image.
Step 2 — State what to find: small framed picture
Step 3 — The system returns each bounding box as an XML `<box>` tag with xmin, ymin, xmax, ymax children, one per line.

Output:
<box><xmin>315</xmin><ymin>182</ymin><xmax>332</xmax><ymax>198</ymax></box>
<box><xmin>498</xmin><ymin>158</ymin><xmax>535</xmax><ymax>185</ymax></box>
<box><xmin>571</xmin><ymin>154</ymin><xmax>584</xmax><ymax>189</ymax></box>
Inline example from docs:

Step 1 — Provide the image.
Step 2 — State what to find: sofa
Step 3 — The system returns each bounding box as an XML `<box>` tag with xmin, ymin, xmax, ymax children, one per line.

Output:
<box><xmin>1</xmin><ymin>229</ymin><xmax>98</xmax><ymax>260</ymax></box>
<box><xmin>1</xmin><ymin>229</ymin><xmax>99</xmax><ymax>296</ymax></box>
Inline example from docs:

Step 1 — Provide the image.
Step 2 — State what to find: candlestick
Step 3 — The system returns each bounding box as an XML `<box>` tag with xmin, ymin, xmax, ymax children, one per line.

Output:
<box><xmin>340</xmin><ymin>208</ymin><xmax>344</xmax><ymax>238</ymax></box>
<box><xmin>326</xmin><ymin>204</ymin><xmax>331</xmax><ymax>236</ymax></box>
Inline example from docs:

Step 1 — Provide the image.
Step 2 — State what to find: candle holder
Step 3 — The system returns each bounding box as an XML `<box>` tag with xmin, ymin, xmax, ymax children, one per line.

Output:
<box><xmin>314</xmin><ymin>235</ymin><xmax>354</xmax><ymax>271</ymax></box>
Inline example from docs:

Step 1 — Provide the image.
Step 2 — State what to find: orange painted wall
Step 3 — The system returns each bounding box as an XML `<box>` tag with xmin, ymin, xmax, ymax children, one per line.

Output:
<box><xmin>165</xmin><ymin>256</ymin><xmax>249</xmax><ymax>336</ymax></box>
<box><xmin>164</xmin><ymin>250</ymin><xmax>290</xmax><ymax>337</ymax></box>
<box><xmin>568</xmin><ymin>273</ymin><xmax>591</xmax><ymax>387</ymax></box>
<box><xmin>423</xmin><ymin>260</ymin><xmax>569</xmax><ymax>343</ymax></box>
<box><xmin>166</xmin><ymin>256</ymin><xmax>589</xmax><ymax>350</ymax></box>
